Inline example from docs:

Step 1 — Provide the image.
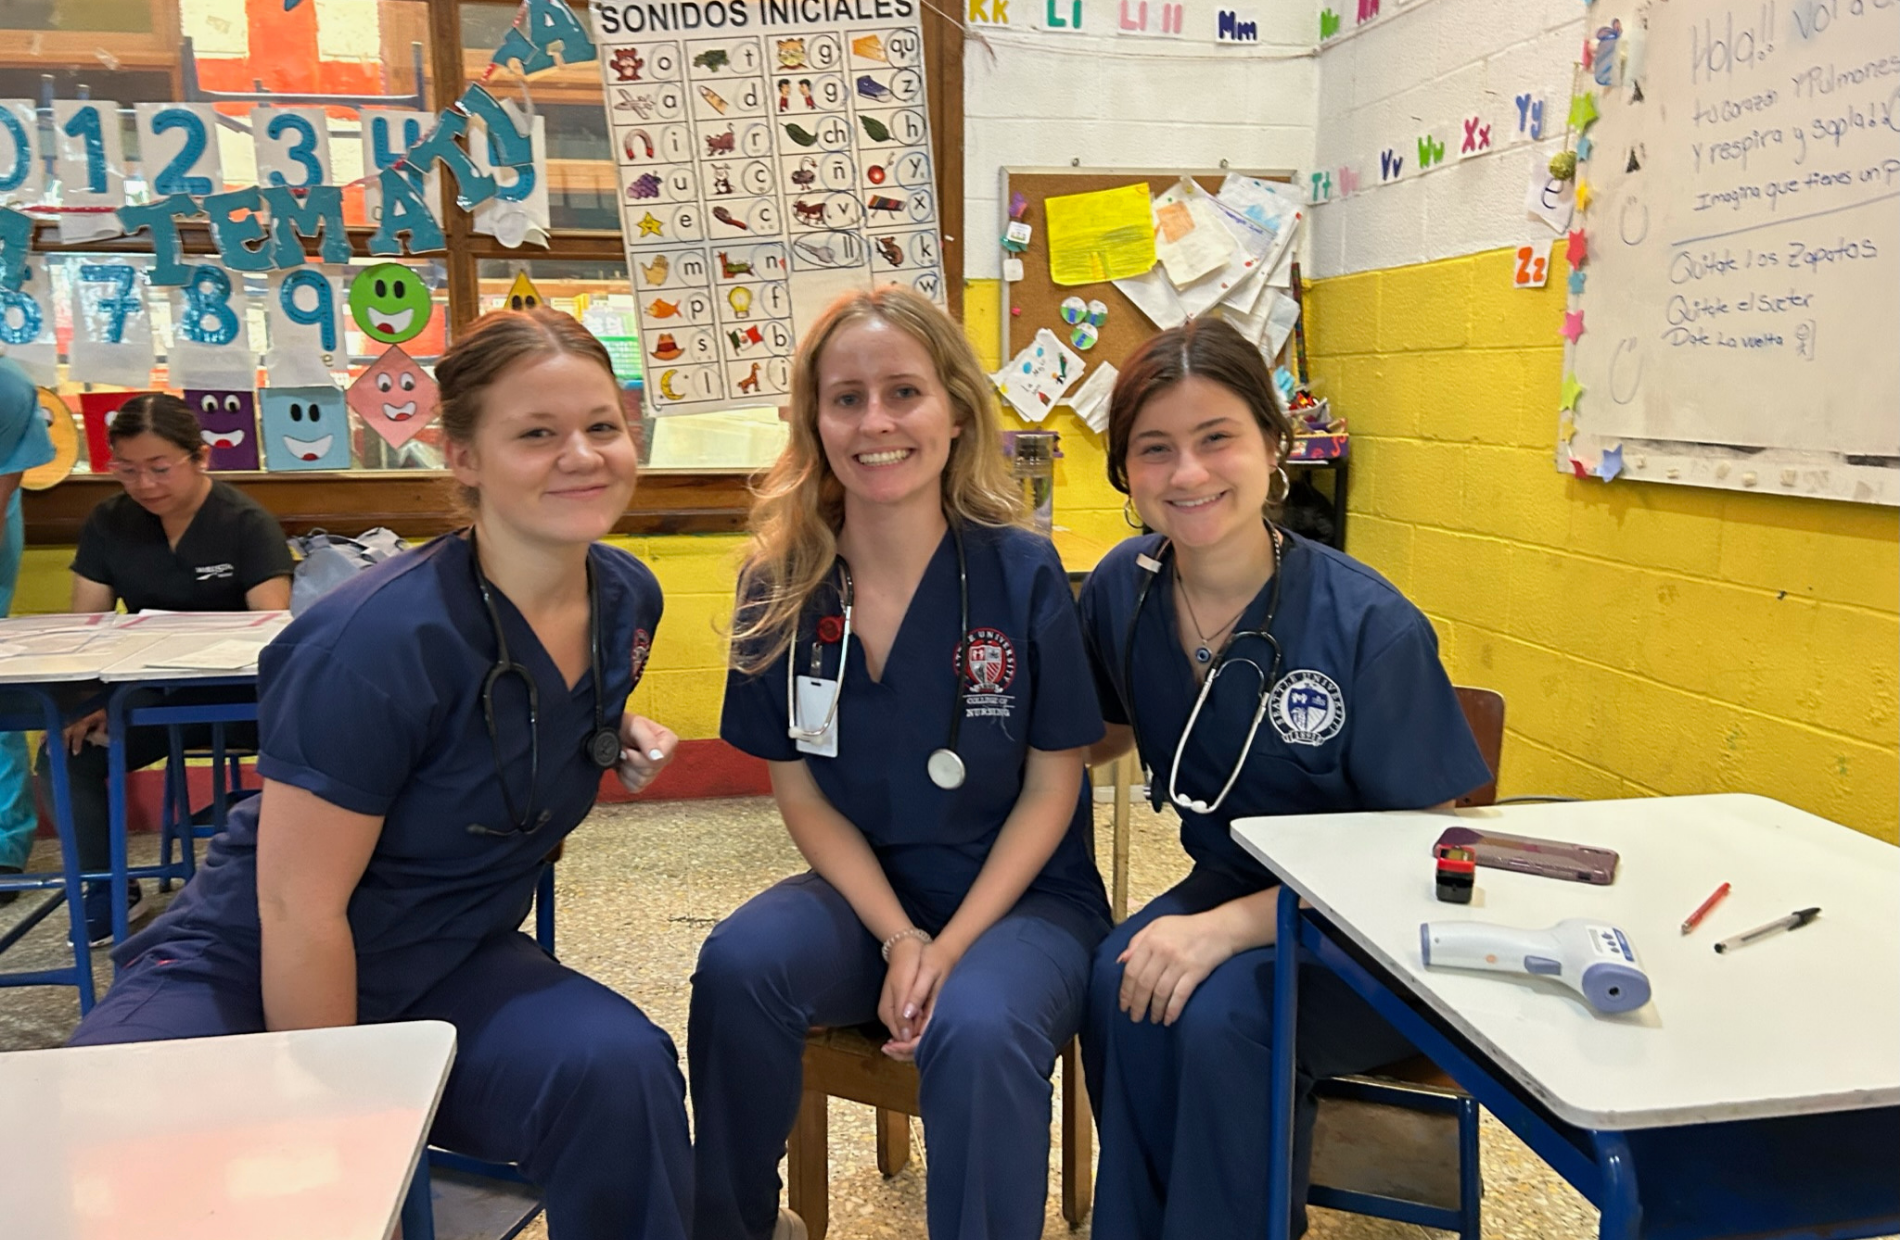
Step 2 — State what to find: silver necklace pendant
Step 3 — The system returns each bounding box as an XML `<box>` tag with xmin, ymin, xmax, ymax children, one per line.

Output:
<box><xmin>1195</xmin><ymin>646</ymin><xmax>1213</xmax><ymax>664</ymax></box>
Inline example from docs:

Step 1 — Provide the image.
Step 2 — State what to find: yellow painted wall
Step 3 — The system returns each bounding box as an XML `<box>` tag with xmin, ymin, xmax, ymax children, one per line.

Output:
<box><xmin>1305</xmin><ymin>247</ymin><xmax>1898</xmax><ymax>841</ymax></box>
<box><xmin>22</xmin><ymin>263</ymin><xmax>1893</xmax><ymax>841</ymax></box>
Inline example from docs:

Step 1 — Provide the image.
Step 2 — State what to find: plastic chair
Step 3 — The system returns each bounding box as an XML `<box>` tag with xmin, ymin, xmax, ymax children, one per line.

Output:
<box><xmin>1301</xmin><ymin>686</ymin><xmax>1503</xmax><ymax>1240</ymax></box>
<box><xmin>398</xmin><ymin>856</ymin><xmax>558</xmax><ymax>1240</ymax></box>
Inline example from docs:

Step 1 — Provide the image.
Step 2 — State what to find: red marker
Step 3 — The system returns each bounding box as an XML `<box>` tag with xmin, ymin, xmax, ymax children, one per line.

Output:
<box><xmin>1681</xmin><ymin>882</ymin><xmax>1731</xmax><ymax>935</ymax></box>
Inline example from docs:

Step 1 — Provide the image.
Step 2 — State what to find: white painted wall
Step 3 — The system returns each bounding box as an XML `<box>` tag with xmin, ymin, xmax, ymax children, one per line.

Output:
<box><xmin>1309</xmin><ymin>0</ymin><xmax>1586</xmax><ymax>276</ymax></box>
<box><xmin>961</xmin><ymin>6</ymin><xmax>1319</xmax><ymax>279</ymax></box>
<box><xmin>956</xmin><ymin>0</ymin><xmax>1590</xmax><ymax>280</ymax></box>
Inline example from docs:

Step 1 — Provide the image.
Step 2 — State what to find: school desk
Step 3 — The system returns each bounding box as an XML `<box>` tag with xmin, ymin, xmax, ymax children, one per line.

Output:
<box><xmin>0</xmin><ymin>1019</ymin><xmax>457</xmax><ymax>1240</ymax></box>
<box><xmin>1233</xmin><ymin>793</ymin><xmax>1900</xmax><ymax>1240</ymax></box>
<box><xmin>92</xmin><ymin>611</ymin><xmax>290</xmax><ymax>945</ymax></box>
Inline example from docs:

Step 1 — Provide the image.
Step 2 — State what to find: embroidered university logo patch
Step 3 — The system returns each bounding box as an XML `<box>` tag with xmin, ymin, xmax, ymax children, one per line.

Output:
<box><xmin>629</xmin><ymin>628</ymin><xmax>652</xmax><ymax>689</ymax></box>
<box><xmin>958</xmin><ymin>627</ymin><xmax>1017</xmax><ymax>720</ymax></box>
<box><xmin>1270</xmin><ymin>670</ymin><xmax>1344</xmax><ymax>746</ymax></box>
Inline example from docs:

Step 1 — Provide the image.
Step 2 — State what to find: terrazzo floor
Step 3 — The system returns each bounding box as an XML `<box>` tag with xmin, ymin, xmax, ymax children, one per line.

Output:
<box><xmin>0</xmin><ymin>793</ymin><xmax>1696</xmax><ymax>1239</ymax></box>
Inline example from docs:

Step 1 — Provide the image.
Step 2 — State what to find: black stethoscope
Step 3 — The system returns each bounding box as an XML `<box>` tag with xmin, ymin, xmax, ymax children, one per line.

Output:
<box><xmin>466</xmin><ymin>531</ymin><xmax>621</xmax><ymax>837</ymax></box>
<box><xmin>787</xmin><ymin>523</ymin><xmax>972</xmax><ymax>790</ymax></box>
<box><xmin>1122</xmin><ymin>524</ymin><xmax>1285</xmax><ymax>815</ymax></box>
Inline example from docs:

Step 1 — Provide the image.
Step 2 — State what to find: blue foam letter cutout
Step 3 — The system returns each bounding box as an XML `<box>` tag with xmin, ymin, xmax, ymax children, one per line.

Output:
<box><xmin>490</xmin><ymin>0</ymin><xmax>596</xmax><ymax>75</ymax></box>
<box><xmin>404</xmin><ymin>109</ymin><xmax>496</xmax><ymax>210</ymax></box>
<box><xmin>367</xmin><ymin>167</ymin><xmax>447</xmax><ymax>255</ymax></box>
<box><xmin>116</xmin><ymin>194</ymin><xmax>202</xmax><ymax>287</ymax></box>
<box><xmin>260</xmin><ymin>185</ymin><xmax>352</xmax><ymax>268</ymax></box>
<box><xmin>204</xmin><ymin>188</ymin><xmax>273</xmax><ymax>273</ymax></box>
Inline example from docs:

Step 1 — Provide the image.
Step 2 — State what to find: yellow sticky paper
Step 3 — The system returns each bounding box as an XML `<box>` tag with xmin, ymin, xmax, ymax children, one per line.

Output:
<box><xmin>1045</xmin><ymin>183</ymin><xmax>1158</xmax><ymax>287</ymax></box>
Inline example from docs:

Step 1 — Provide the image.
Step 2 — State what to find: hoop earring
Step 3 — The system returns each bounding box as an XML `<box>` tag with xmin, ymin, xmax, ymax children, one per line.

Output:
<box><xmin>1268</xmin><ymin>466</ymin><xmax>1292</xmax><ymax>506</ymax></box>
<box><xmin>1123</xmin><ymin>497</ymin><xmax>1145</xmax><ymax>530</ymax></box>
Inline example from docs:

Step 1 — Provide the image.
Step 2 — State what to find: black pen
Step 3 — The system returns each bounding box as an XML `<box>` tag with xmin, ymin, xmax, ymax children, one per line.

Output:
<box><xmin>1714</xmin><ymin>907</ymin><xmax>1821</xmax><ymax>954</ymax></box>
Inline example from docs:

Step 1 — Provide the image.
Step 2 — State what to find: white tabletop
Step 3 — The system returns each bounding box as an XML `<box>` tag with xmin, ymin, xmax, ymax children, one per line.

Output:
<box><xmin>1232</xmin><ymin>794</ymin><xmax>1900</xmax><ymax>1131</ymax></box>
<box><xmin>0</xmin><ymin>1021</ymin><xmax>456</xmax><ymax>1240</ymax></box>
<box><xmin>0</xmin><ymin>612</ymin><xmax>288</xmax><ymax>686</ymax></box>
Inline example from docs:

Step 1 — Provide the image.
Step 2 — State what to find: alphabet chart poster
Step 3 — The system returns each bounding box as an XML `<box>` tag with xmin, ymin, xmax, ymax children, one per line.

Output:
<box><xmin>591</xmin><ymin>1</ymin><xmax>942</xmax><ymax>415</ymax></box>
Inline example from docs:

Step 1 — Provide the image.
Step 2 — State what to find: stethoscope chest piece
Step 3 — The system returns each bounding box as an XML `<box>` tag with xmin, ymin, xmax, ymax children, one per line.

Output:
<box><xmin>927</xmin><ymin>747</ymin><xmax>966</xmax><ymax>790</ymax></box>
<box><xmin>586</xmin><ymin>728</ymin><xmax>622</xmax><ymax>770</ymax></box>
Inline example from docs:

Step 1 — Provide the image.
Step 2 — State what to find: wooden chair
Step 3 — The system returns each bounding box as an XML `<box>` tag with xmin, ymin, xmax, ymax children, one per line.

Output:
<box><xmin>789</xmin><ymin>1031</ymin><xmax>1091</xmax><ymax>1239</ymax></box>
<box><xmin>1303</xmin><ymin>685</ymin><xmax>1504</xmax><ymax>1240</ymax></box>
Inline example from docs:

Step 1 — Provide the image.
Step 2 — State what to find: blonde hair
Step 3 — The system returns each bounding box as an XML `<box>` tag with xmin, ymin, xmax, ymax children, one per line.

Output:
<box><xmin>730</xmin><ymin>286</ymin><xmax>1023</xmax><ymax>674</ymax></box>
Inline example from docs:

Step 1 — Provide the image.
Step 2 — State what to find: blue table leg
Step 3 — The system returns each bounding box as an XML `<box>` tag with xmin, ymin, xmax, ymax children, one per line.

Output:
<box><xmin>41</xmin><ymin>698</ymin><xmax>96</xmax><ymax>1011</ymax></box>
<box><xmin>1591</xmin><ymin>1130</ymin><xmax>1642</xmax><ymax>1240</ymax></box>
<box><xmin>105</xmin><ymin>687</ymin><xmax>131</xmax><ymax>947</ymax></box>
<box><xmin>1267</xmin><ymin>883</ymin><xmax>1300</xmax><ymax>1240</ymax></box>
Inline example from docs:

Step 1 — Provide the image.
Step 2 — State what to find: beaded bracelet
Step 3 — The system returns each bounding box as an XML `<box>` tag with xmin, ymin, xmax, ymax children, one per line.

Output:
<box><xmin>881</xmin><ymin>926</ymin><xmax>933</xmax><ymax>962</ymax></box>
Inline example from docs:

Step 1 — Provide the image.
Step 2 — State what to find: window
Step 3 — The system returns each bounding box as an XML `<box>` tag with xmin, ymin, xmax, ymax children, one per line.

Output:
<box><xmin>16</xmin><ymin>0</ymin><xmax>959</xmax><ymax>541</ymax></box>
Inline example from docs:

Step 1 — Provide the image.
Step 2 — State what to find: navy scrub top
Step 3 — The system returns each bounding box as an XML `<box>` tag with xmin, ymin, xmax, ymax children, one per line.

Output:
<box><xmin>722</xmin><ymin>522</ymin><xmax>1109</xmax><ymax>932</ymax></box>
<box><xmin>1079</xmin><ymin>529</ymin><xmax>1490</xmax><ymax>885</ymax></box>
<box><xmin>113</xmin><ymin>534</ymin><xmax>663</xmax><ymax>1022</ymax></box>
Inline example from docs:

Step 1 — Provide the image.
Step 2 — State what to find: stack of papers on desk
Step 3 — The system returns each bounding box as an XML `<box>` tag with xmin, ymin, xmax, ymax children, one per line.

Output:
<box><xmin>137</xmin><ymin>639</ymin><xmax>272</xmax><ymax>673</ymax></box>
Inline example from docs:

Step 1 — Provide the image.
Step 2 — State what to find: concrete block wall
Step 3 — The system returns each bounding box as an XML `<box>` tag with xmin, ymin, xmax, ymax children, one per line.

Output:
<box><xmin>1306</xmin><ymin>248</ymin><xmax>1900</xmax><ymax>840</ymax></box>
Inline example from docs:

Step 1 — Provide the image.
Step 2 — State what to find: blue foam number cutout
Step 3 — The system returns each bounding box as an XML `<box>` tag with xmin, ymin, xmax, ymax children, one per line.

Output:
<box><xmin>278</xmin><ymin>269</ymin><xmax>337</xmax><ymax>353</ymax></box>
<box><xmin>0</xmin><ymin>207</ymin><xmax>31</xmax><ymax>292</ymax></box>
<box><xmin>367</xmin><ymin>113</ymin><xmax>427</xmax><ymax>193</ymax></box>
<box><xmin>0</xmin><ymin>108</ymin><xmax>30</xmax><ymax>193</ymax></box>
<box><xmin>265</xmin><ymin>113</ymin><xmax>323</xmax><ymax>189</ymax></box>
<box><xmin>62</xmin><ymin>105</ymin><xmax>108</xmax><ymax>194</ymax></box>
<box><xmin>77</xmin><ymin>264</ymin><xmax>141</xmax><ymax>344</ymax></box>
<box><xmin>151</xmin><ymin>108</ymin><xmax>214</xmax><ymax>196</ymax></box>
<box><xmin>0</xmin><ymin>290</ymin><xmax>41</xmax><ymax>345</ymax></box>
<box><xmin>177</xmin><ymin>265</ymin><xmax>240</xmax><ymax>346</ymax></box>
<box><xmin>116</xmin><ymin>194</ymin><xmax>200</xmax><ymax>287</ymax></box>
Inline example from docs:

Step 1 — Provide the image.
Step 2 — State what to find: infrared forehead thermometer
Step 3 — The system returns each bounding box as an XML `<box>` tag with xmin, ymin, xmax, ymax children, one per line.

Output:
<box><xmin>1420</xmin><ymin>918</ymin><xmax>1652</xmax><ymax>1014</ymax></box>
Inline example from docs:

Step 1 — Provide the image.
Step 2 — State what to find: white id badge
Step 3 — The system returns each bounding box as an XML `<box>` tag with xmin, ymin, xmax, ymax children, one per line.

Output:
<box><xmin>794</xmin><ymin>676</ymin><xmax>841</xmax><ymax>757</ymax></box>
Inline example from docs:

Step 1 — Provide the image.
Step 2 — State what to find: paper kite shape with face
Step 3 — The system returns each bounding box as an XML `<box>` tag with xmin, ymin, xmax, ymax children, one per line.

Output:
<box><xmin>348</xmin><ymin>345</ymin><xmax>440</xmax><ymax>449</ymax></box>
<box><xmin>261</xmin><ymin>386</ymin><xmax>351</xmax><ymax>471</ymax></box>
<box><xmin>187</xmin><ymin>390</ymin><xmax>261</xmax><ymax>471</ymax></box>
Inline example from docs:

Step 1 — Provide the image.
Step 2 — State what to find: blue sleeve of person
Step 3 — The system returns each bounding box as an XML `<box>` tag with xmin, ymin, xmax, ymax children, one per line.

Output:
<box><xmin>719</xmin><ymin>573</ymin><xmax>802</xmax><ymax>764</ymax></box>
<box><xmin>0</xmin><ymin>361</ymin><xmax>53</xmax><ymax>475</ymax></box>
<box><xmin>1076</xmin><ymin>557</ymin><xmax>1130</xmax><ymax>727</ymax></box>
<box><xmin>1343</xmin><ymin>614</ymin><xmax>1493</xmax><ymax>808</ymax></box>
<box><xmin>254</xmin><ymin>628</ymin><xmax>441</xmax><ymax>818</ymax></box>
<box><xmin>1024</xmin><ymin>547</ymin><xmax>1106</xmax><ymax>753</ymax></box>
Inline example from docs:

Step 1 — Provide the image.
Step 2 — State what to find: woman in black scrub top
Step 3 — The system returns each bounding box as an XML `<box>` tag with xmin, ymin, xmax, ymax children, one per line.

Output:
<box><xmin>37</xmin><ymin>394</ymin><xmax>293</xmax><ymax>945</ymax></box>
<box><xmin>1077</xmin><ymin>318</ymin><xmax>1492</xmax><ymax>1240</ymax></box>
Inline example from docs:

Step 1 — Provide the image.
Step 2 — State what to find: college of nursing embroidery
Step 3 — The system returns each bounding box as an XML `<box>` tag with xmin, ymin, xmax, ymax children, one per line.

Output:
<box><xmin>959</xmin><ymin>628</ymin><xmax>1017</xmax><ymax>721</ymax></box>
<box><xmin>193</xmin><ymin>562</ymin><xmax>235</xmax><ymax>581</ymax></box>
<box><xmin>1270</xmin><ymin>670</ymin><xmax>1345</xmax><ymax>746</ymax></box>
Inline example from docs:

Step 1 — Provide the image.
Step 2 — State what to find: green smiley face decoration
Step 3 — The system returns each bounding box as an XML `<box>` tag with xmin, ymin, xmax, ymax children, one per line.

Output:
<box><xmin>347</xmin><ymin>263</ymin><xmax>433</xmax><ymax>345</ymax></box>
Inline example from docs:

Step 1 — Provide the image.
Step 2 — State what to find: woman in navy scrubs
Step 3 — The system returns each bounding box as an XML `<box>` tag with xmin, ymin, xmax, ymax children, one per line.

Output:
<box><xmin>68</xmin><ymin>308</ymin><xmax>693</xmax><ymax>1240</ymax></box>
<box><xmin>1077</xmin><ymin>317</ymin><xmax>1491</xmax><ymax>1239</ymax></box>
<box><xmin>695</xmin><ymin>287</ymin><xmax>1110</xmax><ymax>1240</ymax></box>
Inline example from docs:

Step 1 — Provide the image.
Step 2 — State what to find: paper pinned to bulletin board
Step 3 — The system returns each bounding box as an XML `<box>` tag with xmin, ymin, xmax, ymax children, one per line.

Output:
<box><xmin>1000</xmin><ymin>168</ymin><xmax>1300</xmax><ymax>404</ymax></box>
<box><xmin>1044</xmin><ymin>183</ymin><xmax>1155</xmax><ymax>286</ymax></box>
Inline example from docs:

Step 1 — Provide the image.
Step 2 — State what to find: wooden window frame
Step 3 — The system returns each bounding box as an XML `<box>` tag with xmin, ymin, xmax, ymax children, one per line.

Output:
<box><xmin>21</xmin><ymin>0</ymin><xmax>965</xmax><ymax>542</ymax></box>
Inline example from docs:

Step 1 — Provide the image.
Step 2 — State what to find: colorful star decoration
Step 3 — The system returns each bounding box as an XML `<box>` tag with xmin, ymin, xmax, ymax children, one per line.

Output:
<box><xmin>1577</xmin><ymin>135</ymin><xmax>1594</xmax><ymax>161</ymax></box>
<box><xmin>1320</xmin><ymin>8</ymin><xmax>1342</xmax><ymax>38</ymax></box>
<box><xmin>1561</xmin><ymin>310</ymin><xmax>1586</xmax><ymax>343</ymax></box>
<box><xmin>1559</xmin><ymin>414</ymin><xmax>1577</xmax><ymax>441</ymax></box>
<box><xmin>636</xmin><ymin>212</ymin><xmax>664</xmax><ymax>236</ymax></box>
<box><xmin>1581</xmin><ymin>39</ymin><xmax>1595</xmax><ymax>70</ymax></box>
<box><xmin>1576</xmin><ymin>179</ymin><xmax>1595</xmax><ymax>213</ymax></box>
<box><xmin>1568</xmin><ymin>268</ymin><xmax>1587</xmax><ymax>295</ymax></box>
<box><xmin>1561</xmin><ymin>373</ymin><xmax>1585</xmax><ymax>411</ymax></box>
<box><xmin>1596</xmin><ymin>444</ymin><xmax>1625</xmax><ymax>481</ymax></box>
<box><xmin>1569</xmin><ymin>92</ymin><xmax>1600</xmax><ymax>131</ymax></box>
<box><xmin>1571</xmin><ymin>457</ymin><xmax>1591</xmax><ymax>479</ymax></box>
<box><xmin>1566</xmin><ymin>229</ymin><xmax>1589</xmax><ymax>266</ymax></box>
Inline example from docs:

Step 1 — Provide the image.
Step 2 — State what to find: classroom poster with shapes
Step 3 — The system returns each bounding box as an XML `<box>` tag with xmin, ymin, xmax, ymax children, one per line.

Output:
<box><xmin>591</xmin><ymin>6</ymin><xmax>942</xmax><ymax>415</ymax></box>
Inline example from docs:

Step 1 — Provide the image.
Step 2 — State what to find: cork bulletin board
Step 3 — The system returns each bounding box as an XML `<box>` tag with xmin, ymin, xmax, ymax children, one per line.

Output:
<box><xmin>998</xmin><ymin>167</ymin><xmax>1296</xmax><ymax>377</ymax></box>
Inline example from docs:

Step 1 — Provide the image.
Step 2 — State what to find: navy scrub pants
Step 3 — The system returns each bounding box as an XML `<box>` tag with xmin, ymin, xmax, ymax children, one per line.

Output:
<box><xmin>1082</xmin><ymin>865</ymin><xmax>1416</xmax><ymax>1240</ymax></box>
<box><xmin>70</xmin><ymin>930</ymin><xmax>693</xmax><ymax>1240</ymax></box>
<box><xmin>688</xmin><ymin>871</ymin><xmax>1101</xmax><ymax>1240</ymax></box>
